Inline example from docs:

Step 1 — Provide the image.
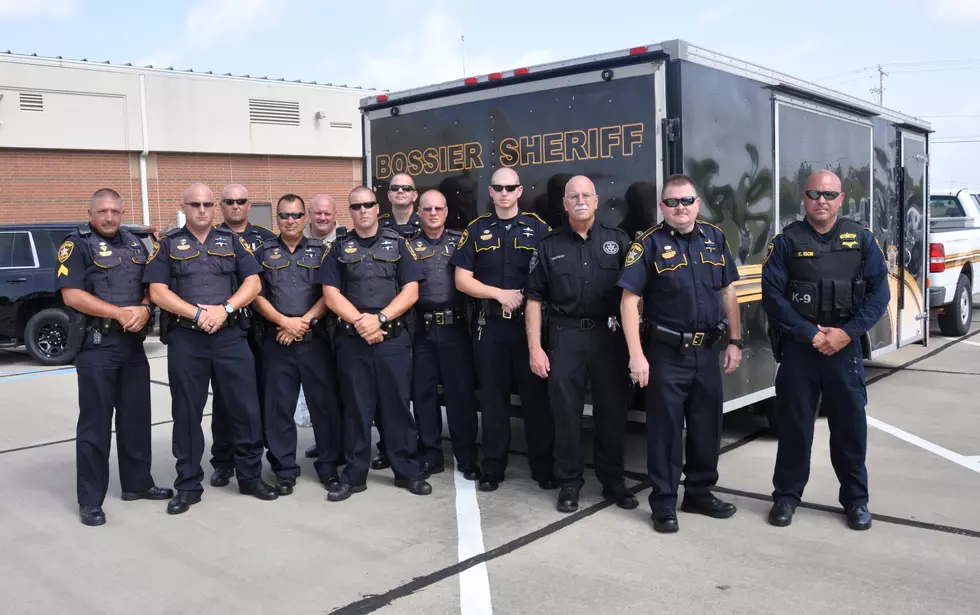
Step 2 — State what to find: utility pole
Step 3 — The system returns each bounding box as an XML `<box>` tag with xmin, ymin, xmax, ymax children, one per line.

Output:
<box><xmin>877</xmin><ymin>64</ymin><xmax>887</xmax><ymax>105</ymax></box>
<box><xmin>461</xmin><ymin>35</ymin><xmax>466</xmax><ymax>76</ymax></box>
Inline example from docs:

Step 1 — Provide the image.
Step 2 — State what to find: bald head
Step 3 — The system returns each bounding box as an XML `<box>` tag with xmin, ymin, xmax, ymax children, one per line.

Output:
<box><xmin>563</xmin><ymin>175</ymin><xmax>599</xmax><ymax>225</ymax></box>
<box><xmin>309</xmin><ymin>194</ymin><xmax>337</xmax><ymax>238</ymax></box>
<box><xmin>349</xmin><ymin>186</ymin><xmax>376</xmax><ymax>204</ymax></box>
<box><xmin>491</xmin><ymin>167</ymin><xmax>520</xmax><ymax>185</ymax></box>
<box><xmin>489</xmin><ymin>167</ymin><xmax>523</xmax><ymax>212</ymax></box>
<box><xmin>184</xmin><ymin>182</ymin><xmax>213</xmax><ymax>203</ymax></box>
<box><xmin>348</xmin><ymin>186</ymin><xmax>380</xmax><ymax>234</ymax></box>
<box><xmin>802</xmin><ymin>169</ymin><xmax>846</xmax><ymax>230</ymax></box>
<box><xmin>222</xmin><ymin>184</ymin><xmax>248</xmax><ymax>200</ymax></box>
<box><xmin>805</xmin><ymin>170</ymin><xmax>842</xmax><ymax>192</ymax></box>
<box><xmin>564</xmin><ymin>175</ymin><xmax>596</xmax><ymax>198</ymax></box>
<box><xmin>182</xmin><ymin>183</ymin><xmax>216</xmax><ymax>231</ymax></box>
<box><xmin>419</xmin><ymin>189</ymin><xmax>448</xmax><ymax>234</ymax></box>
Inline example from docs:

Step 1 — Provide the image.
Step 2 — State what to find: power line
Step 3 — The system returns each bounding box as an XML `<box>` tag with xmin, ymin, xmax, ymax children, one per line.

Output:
<box><xmin>931</xmin><ymin>139</ymin><xmax>980</xmax><ymax>144</ymax></box>
<box><xmin>817</xmin><ymin>58</ymin><xmax>980</xmax><ymax>82</ymax></box>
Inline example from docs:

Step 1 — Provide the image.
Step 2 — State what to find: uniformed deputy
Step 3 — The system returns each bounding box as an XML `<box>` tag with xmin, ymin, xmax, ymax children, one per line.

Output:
<box><xmin>144</xmin><ymin>182</ymin><xmax>278</xmax><ymax>514</ymax></box>
<box><xmin>411</xmin><ymin>189</ymin><xmax>481</xmax><ymax>480</ymax></box>
<box><xmin>451</xmin><ymin>167</ymin><xmax>557</xmax><ymax>492</ymax></box>
<box><xmin>618</xmin><ymin>173</ymin><xmax>743</xmax><ymax>534</ymax></box>
<box><xmin>251</xmin><ymin>194</ymin><xmax>344</xmax><ymax>496</ymax></box>
<box><xmin>58</xmin><ymin>188</ymin><xmax>173</xmax><ymax>526</ymax></box>
<box><xmin>761</xmin><ymin>170</ymin><xmax>889</xmax><ymax>531</ymax></box>
<box><xmin>525</xmin><ymin>175</ymin><xmax>638</xmax><ymax>514</ymax></box>
<box><xmin>316</xmin><ymin>186</ymin><xmax>432</xmax><ymax>501</ymax></box>
<box><xmin>209</xmin><ymin>183</ymin><xmax>277</xmax><ymax>488</ymax></box>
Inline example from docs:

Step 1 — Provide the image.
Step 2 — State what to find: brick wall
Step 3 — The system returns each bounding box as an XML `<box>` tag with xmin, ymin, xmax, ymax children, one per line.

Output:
<box><xmin>0</xmin><ymin>148</ymin><xmax>361</xmax><ymax>232</ymax></box>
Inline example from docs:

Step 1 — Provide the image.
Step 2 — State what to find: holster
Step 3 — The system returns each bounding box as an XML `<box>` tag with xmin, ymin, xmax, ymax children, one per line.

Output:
<box><xmin>159</xmin><ymin>312</ymin><xmax>173</xmax><ymax>345</ymax></box>
<box><xmin>767</xmin><ymin>322</ymin><xmax>783</xmax><ymax>362</ymax></box>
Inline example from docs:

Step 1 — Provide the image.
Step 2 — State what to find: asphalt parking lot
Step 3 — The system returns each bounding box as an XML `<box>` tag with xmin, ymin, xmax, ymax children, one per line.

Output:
<box><xmin>0</xmin><ymin>311</ymin><xmax>978</xmax><ymax>615</ymax></box>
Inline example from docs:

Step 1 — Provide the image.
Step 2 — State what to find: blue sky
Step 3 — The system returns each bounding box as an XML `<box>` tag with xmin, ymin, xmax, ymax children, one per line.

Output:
<box><xmin>1</xmin><ymin>0</ymin><xmax>978</xmax><ymax>190</ymax></box>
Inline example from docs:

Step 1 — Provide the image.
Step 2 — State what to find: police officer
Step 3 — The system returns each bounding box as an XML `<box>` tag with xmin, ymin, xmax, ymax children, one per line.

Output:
<box><xmin>525</xmin><ymin>175</ymin><xmax>638</xmax><ymax>513</ymax></box>
<box><xmin>762</xmin><ymin>170</ymin><xmax>889</xmax><ymax>531</ymax></box>
<box><xmin>57</xmin><ymin>188</ymin><xmax>173</xmax><ymax>526</ymax></box>
<box><xmin>452</xmin><ymin>167</ymin><xmax>557</xmax><ymax>492</ymax></box>
<box><xmin>144</xmin><ymin>182</ymin><xmax>278</xmax><ymax>514</ymax></box>
<box><xmin>411</xmin><ymin>189</ymin><xmax>481</xmax><ymax>480</ymax></box>
<box><xmin>618</xmin><ymin>173</ymin><xmax>743</xmax><ymax>534</ymax></box>
<box><xmin>209</xmin><ymin>184</ymin><xmax>277</xmax><ymax>488</ymax></box>
<box><xmin>316</xmin><ymin>186</ymin><xmax>432</xmax><ymax>501</ymax></box>
<box><xmin>252</xmin><ymin>194</ymin><xmax>344</xmax><ymax>495</ymax></box>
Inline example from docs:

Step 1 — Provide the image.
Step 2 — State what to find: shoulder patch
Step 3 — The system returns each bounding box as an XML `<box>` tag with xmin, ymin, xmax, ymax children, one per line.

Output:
<box><xmin>763</xmin><ymin>241</ymin><xmax>774</xmax><ymax>266</ymax></box>
<box><xmin>457</xmin><ymin>229</ymin><xmax>469</xmax><ymax>249</ymax></box>
<box><xmin>238</xmin><ymin>235</ymin><xmax>253</xmax><ymax>254</ymax></box>
<box><xmin>147</xmin><ymin>241</ymin><xmax>160</xmax><ymax>262</ymax></box>
<box><xmin>624</xmin><ymin>242</ymin><xmax>644</xmax><ymax>267</ymax></box>
<box><xmin>57</xmin><ymin>240</ymin><xmax>74</xmax><ymax>263</ymax></box>
<box><xmin>467</xmin><ymin>213</ymin><xmax>492</xmax><ymax>227</ymax></box>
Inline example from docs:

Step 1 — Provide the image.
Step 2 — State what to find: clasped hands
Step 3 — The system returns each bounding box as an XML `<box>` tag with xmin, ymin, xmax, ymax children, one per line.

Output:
<box><xmin>116</xmin><ymin>305</ymin><xmax>151</xmax><ymax>333</ymax></box>
<box><xmin>812</xmin><ymin>325</ymin><xmax>851</xmax><ymax>356</ymax></box>
<box><xmin>194</xmin><ymin>304</ymin><xmax>229</xmax><ymax>334</ymax></box>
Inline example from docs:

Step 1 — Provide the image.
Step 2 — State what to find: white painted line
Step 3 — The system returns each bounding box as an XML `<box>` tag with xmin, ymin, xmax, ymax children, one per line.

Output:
<box><xmin>868</xmin><ymin>416</ymin><xmax>980</xmax><ymax>474</ymax></box>
<box><xmin>961</xmin><ymin>340</ymin><xmax>980</xmax><ymax>348</ymax></box>
<box><xmin>454</xmin><ymin>468</ymin><xmax>493</xmax><ymax>615</ymax></box>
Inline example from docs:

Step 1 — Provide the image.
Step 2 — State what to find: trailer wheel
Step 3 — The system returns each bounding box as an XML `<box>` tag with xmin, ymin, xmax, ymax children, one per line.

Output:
<box><xmin>938</xmin><ymin>275</ymin><xmax>972</xmax><ymax>337</ymax></box>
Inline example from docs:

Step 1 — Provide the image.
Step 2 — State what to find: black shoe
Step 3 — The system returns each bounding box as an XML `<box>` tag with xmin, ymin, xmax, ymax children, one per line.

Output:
<box><xmin>121</xmin><ymin>485</ymin><xmax>174</xmax><ymax>501</ymax></box>
<box><xmin>846</xmin><ymin>504</ymin><xmax>872</xmax><ymax>531</ymax></box>
<box><xmin>420</xmin><ymin>461</ymin><xmax>445</xmax><ymax>479</ymax></box>
<box><xmin>166</xmin><ymin>491</ymin><xmax>202</xmax><ymax>515</ymax></box>
<box><xmin>210</xmin><ymin>468</ymin><xmax>234</xmax><ymax>487</ymax></box>
<box><xmin>459</xmin><ymin>462</ymin><xmax>481</xmax><ymax>481</ymax></box>
<box><xmin>556</xmin><ymin>486</ymin><xmax>579</xmax><ymax>513</ymax></box>
<box><xmin>79</xmin><ymin>505</ymin><xmax>106</xmax><ymax>527</ymax></box>
<box><xmin>680</xmin><ymin>495</ymin><xmax>737</xmax><ymax>519</ymax></box>
<box><xmin>478</xmin><ymin>475</ymin><xmax>502</xmax><ymax>492</ymax></box>
<box><xmin>534</xmin><ymin>474</ymin><xmax>560</xmax><ymax>490</ymax></box>
<box><xmin>275</xmin><ymin>477</ymin><xmax>296</xmax><ymax>496</ymax></box>
<box><xmin>304</xmin><ymin>445</ymin><xmax>319</xmax><ymax>459</ymax></box>
<box><xmin>652</xmin><ymin>508</ymin><xmax>679</xmax><ymax>533</ymax></box>
<box><xmin>327</xmin><ymin>482</ymin><xmax>367</xmax><ymax>502</ymax></box>
<box><xmin>394</xmin><ymin>478</ymin><xmax>433</xmax><ymax>495</ymax></box>
<box><xmin>239</xmin><ymin>480</ymin><xmax>279</xmax><ymax>501</ymax></box>
<box><xmin>768</xmin><ymin>501</ymin><xmax>796</xmax><ymax>527</ymax></box>
<box><xmin>319</xmin><ymin>473</ymin><xmax>341</xmax><ymax>489</ymax></box>
<box><xmin>371</xmin><ymin>453</ymin><xmax>391</xmax><ymax>470</ymax></box>
<box><xmin>601</xmin><ymin>483</ymin><xmax>639</xmax><ymax>510</ymax></box>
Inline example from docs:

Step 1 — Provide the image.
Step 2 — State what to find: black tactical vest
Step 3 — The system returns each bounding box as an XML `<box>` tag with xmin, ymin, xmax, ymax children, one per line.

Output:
<box><xmin>258</xmin><ymin>237</ymin><xmax>325</xmax><ymax>317</ymax></box>
<box><xmin>166</xmin><ymin>227</ymin><xmax>237</xmax><ymax>306</ymax></box>
<box><xmin>784</xmin><ymin>218</ymin><xmax>866</xmax><ymax>323</ymax></box>
<box><xmin>336</xmin><ymin>228</ymin><xmax>403</xmax><ymax>312</ymax></box>
<box><xmin>413</xmin><ymin>229</ymin><xmax>461</xmax><ymax>310</ymax></box>
<box><xmin>79</xmin><ymin>226</ymin><xmax>146</xmax><ymax>307</ymax></box>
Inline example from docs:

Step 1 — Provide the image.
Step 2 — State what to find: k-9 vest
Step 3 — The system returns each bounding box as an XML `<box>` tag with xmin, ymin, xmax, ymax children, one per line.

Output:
<box><xmin>258</xmin><ymin>237</ymin><xmax>325</xmax><ymax>317</ymax></box>
<box><xmin>336</xmin><ymin>228</ymin><xmax>403</xmax><ymax>312</ymax></box>
<box><xmin>413</xmin><ymin>229</ymin><xmax>462</xmax><ymax>309</ymax></box>
<box><xmin>166</xmin><ymin>227</ymin><xmax>238</xmax><ymax>306</ymax></box>
<box><xmin>784</xmin><ymin>218</ymin><xmax>866</xmax><ymax>323</ymax></box>
<box><xmin>78</xmin><ymin>225</ymin><xmax>146</xmax><ymax>307</ymax></box>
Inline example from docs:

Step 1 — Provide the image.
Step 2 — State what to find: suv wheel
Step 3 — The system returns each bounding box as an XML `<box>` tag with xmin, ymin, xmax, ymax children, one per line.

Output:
<box><xmin>24</xmin><ymin>307</ymin><xmax>77</xmax><ymax>366</ymax></box>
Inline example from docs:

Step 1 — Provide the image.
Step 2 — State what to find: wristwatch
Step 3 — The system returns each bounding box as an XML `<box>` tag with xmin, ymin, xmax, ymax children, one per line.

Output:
<box><xmin>729</xmin><ymin>338</ymin><xmax>744</xmax><ymax>349</ymax></box>
<box><xmin>378</xmin><ymin>312</ymin><xmax>388</xmax><ymax>325</ymax></box>
<box><xmin>223</xmin><ymin>302</ymin><xmax>235</xmax><ymax>314</ymax></box>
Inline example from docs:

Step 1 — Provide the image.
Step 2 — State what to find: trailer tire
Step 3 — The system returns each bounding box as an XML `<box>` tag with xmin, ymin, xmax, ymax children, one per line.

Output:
<box><xmin>937</xmin><ymin>275</ymin><xmax>972</xmax><ymax>337</ymax></box>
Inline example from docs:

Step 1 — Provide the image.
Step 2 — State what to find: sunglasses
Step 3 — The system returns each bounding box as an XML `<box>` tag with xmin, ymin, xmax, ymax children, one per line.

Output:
<box><xmin>222</xmin><ymin>198</ymin><xmax>249</xmax><ymax>206</ymax></box>
<box><xmin>389</xmin><ymin>185</ymin><xmax>415</xmax><ymax>193</ymax></box>
<box><xmin>185</xmin><ymin>201</ymin><xmax>215</xmax><ymax>208</ymax></box>
<box><xmin>491</xmin><ymin>184</ymin><xmax>521</xmax><ymax>193</ymax></box>
<box><xmin>350</xmin><ymin>201</ymin><xmax>378</xmax><ymax>211</ymax></box>
<box><xmin>277</xmin><ymin>212</ymin><xmax>304</xmax><ymax>220</ymax></box>
<box><xmin>804</xmin><ymin>190</ymin><xmax>842</xmax><ymax>201</ymax></box>
<box><xmin>662</xmin><ymin>196</ymin><xmax>696</xmax><ymax>208</ymax></box>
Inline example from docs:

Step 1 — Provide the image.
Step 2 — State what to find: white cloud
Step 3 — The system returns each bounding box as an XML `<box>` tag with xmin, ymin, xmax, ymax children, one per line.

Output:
<box><xmin>932</xmin><ymin>0</ymin><xmax>980</xmax><ymax>23</ymax></box>
<box><xmin>0</xmin><ymin>0</ymin><xmax>78</xmax><ymax>20</ymax></box>
<box><xmin>343</xmin><ymin>6</ymin><xmax>554</xmax><ymax>92</ymax></box>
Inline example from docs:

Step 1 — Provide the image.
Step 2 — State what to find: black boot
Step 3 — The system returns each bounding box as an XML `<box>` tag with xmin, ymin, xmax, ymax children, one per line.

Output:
<box><xmin>79</xmin><ymin>505</ymin><xmax>106</xmax><ymax>526</ymax></box>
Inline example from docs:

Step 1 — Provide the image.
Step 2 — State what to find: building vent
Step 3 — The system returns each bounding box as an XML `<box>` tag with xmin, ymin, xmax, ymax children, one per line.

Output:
<box><xmin>329</xmin><ymin>121</ymin><xmax>353</xmax><ymax>129</ymax></box>
<box><xmin>248</xmin><ymin>98</ymin><xmax>300</xmax><ymax>126</ymax></box>
<box><xmin>19</xmin><ymin>93</ymin><xmax>43</xmax><ymax>112</ymax></box>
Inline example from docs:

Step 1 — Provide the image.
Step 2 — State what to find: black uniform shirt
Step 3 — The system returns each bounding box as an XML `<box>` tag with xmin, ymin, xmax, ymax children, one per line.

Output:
<box><xmin>56</xmin><ymin>225</ymin><xmax>145</xmax><ymax>295</ymax></box>
<box><xmin>617</xmin><ymin>221</ymin><xmax>739</xmax><ymax>331</ymax></box>
<box><xmin>380</xmin><ymin>211</ymin><xmax>423</xmax><ymax>239</ymax></box>
<box><xmin>315</xmin><ymin>232</ymin><xmax>424</xmax><ymax>290</ymax></box>
<box><xmin>142</xmin><ymin>227</ymin><xmax>260</xmax><ymax>286</ymax></box>
<box><xmin>450</xmin><ymin>211</ymin><xmax>551</xmax><ymax>290</ymax></box>
<box><xmin>524</xmin><ymin>222</ymin><xmax>631</xmax><ymax>319</ymax></box>
<box><xmin>221</xmin><ymin>222</ymin><xmax>276</xmax><ymax>253</ymax></box>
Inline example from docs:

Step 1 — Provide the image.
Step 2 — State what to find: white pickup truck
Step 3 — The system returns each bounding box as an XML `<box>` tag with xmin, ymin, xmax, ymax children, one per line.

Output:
<box><xmin>928</xmin><ymin>189</ymin><xmax>980</xmax><ymax>336</ymax></box>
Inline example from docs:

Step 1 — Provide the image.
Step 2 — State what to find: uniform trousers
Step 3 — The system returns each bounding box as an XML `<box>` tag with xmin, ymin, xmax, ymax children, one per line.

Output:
<box><xmin>74</xmin><ymin>332</ymin><xmax>155</xmax><ymax>506</ymax></box>
<box><xmin>209</xmin><ymin>325</ymin><xmax>265</xmax><ymax>471</ymax></box>
<box><xmin>773</xmin><ymin>338</ymin><xmax>869</xmax><ymax>508</ymax></box>
<box><xmin>548</xmin><ymin>321</ymin><xmax>630</xmax><ymax>489</ymax></box>
<box><xmin>412</xmin><ymin>318</ymin><xmax>479</xmax><ymax>467</ymax></box>
<box><xmin>336</xmin><ymin>328</ymin><xmax>422</xmax><ymax>485</ymax></box>
<box><xmin>645</xmin><ymin>339</ymin><xmax>724</xmax><ymax>510</ymax></box>
<box><xmin>168</xmin><ymin>326</ymin><xmax>264</xmax><ymax>492</ymax></box>
<box><xmin>474</xmin><ymin>315</ymin><xmax>555</xmax><ymax>480</ymax></box>
<box><xmin>262</xmin><ymin>335</ymin><xmax>344</xmax><ymax>481</ymax></box>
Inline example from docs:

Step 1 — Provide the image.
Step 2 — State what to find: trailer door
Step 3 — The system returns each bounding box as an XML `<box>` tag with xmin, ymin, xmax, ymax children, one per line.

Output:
<box><xmin>897</xmin><ymin>131</ymin><xmax>928</xmax><ymax>347</ymax></box>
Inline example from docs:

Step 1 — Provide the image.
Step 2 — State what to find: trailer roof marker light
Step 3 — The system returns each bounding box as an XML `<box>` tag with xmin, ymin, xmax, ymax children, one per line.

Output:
<box><xmin>629</xmin><ymin>46</ymin><xmax>648</xmax><ymax>55</ymax></box>
<box><xmin>488</xmin><ymin>72</ymin><xmax>503</xmax><ymax>81</ymax></box>
<box><xmin>514</xmin><ymin>67</ymin><xmax>529</xmax><ymax>76</ymax></box>
<box><xmin>464</xmin><ymin>77</ymin><xmax>479</xmax><ymax>85</ymax></box>
<box><xmin>377</xmin><ymin>94</ymin><xmax>389</xmax><ymax>102</ymax></box>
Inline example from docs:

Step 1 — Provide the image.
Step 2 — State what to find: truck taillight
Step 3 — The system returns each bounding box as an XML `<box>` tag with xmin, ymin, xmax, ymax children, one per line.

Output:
<box><xmin>929</xmin><ymin>243</ymin><xmax>945</xmax><ymax>273</ymax></box>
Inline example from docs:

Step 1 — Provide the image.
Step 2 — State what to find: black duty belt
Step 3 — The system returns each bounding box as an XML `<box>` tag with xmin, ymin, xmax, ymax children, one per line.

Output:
<box><xmin>174</xmin><ymin>312</ymin><xmax>239</xmax><ymax>332</ymax></box>
<box><xmin>645</xmin><ymin>322</ymin><xmax>721</xmax><ymax>351</ymax></box>
<box><xmin>339</xmin><ymin>315</ymin><xmax>405</xmax><ymax>339</ymax></box>
<box><xmin>422</xmin><ymin>308</ymin><xmax>461</xmax><ymax>327</ymax></box>
<box><xmin>550</xmin><ymin>315</ymin><xmax>618</xmax><ymax>331</ymax></box>
<box><xmin>480</xmin><ymin>299</ymin><xmax>524</xmax><ymax>320</ymax></box>
<box><xmin>86</xmin><ymin>317</ymin><xmax>125</xmax><ymax>334</ymax></box>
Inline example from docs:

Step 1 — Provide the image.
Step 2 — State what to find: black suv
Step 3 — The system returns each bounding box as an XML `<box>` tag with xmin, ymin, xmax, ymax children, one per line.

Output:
<box><xmin>0</xmin><ymin>222</ymin><xmax>157</xmax><ymax>365</ymax></box>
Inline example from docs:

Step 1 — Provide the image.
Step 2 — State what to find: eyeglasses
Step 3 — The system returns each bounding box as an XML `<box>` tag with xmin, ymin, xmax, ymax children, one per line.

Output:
<box><xmin>420</xmin><ymin>206</ymin><xmax>447</xmax><ymax>213</ymax></box>
<box><xmin>389</xmin><ymin>185</ymin><xmax>415</xmax><ymax>193</ymax></box>
<box><xmin>278</xmin><ymin>212</ymin><xmax>305</xmax><ymax>220</ymax></box>
<box><xmin>491</xmin><ymin>184</ymin><xmax>521</xmax><ymax>193</ymax></box>
<box><xmin>222</xmin><ymin>198</ymin><xmax>249</xmax><ymax>206</ymax></box>
<box><xmin>185</xmin><ymin>201</ymin><xmax>215</xmax><ymax>208</ymax></box>
<box><xmin>662</xmin><ymin>196</ymin><xmax>696</xmax><ymax>208</ymax></box>
<box><xmin>804</xmin><ymin>190</ymin><xmax>842</xmax><ymax>201</ymax></box>
<box><xmin>349</xmin><ymin>201</ymin><xmax>378</xmax><ymax>211</ymax></box>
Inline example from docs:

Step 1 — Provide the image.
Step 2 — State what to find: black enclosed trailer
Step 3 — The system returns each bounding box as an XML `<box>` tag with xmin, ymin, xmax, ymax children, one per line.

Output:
<box><xmin>357</xmin><ymin>39</ymin><xmax>931</xmax><ymax>417</ymax></box>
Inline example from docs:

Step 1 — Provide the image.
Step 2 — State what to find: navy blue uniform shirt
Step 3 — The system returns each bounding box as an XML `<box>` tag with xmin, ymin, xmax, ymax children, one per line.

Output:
<box><xmin>617</xmin><ymin>221</ymin><xmax>739</xmax><ymax>331</ymax></box>
<box><xmin>761</xmin><ymin>218</ymin><xmax>889</xmax><ymax>343</ymax></box>
<box><xmin>56</xmin><ymin>225</ymin><xmax>146</xmax><ymax>293</ymax></box>
<box><xmin>315</xmin><ymin>231</ymin><xmax>424</xmax><ymax>290</ymax></box>
<box><xmin>380</xmin><ymin>211</ymin><xmax>423</xmax><ymax>239</ymax></box>
<box><xmin>221</xmin><ymin>222</ymin><xmax>276</xmax><ymax>253</ymax></box>
<box><xmin>450</xmin><ymin>211</ymin><xmax>551</xmax><ymax>290</ymax></box>
<box><xmin>142</xmin><ymin>227</ymin><xmax>260</xmax><ymax>286</ymax></box>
